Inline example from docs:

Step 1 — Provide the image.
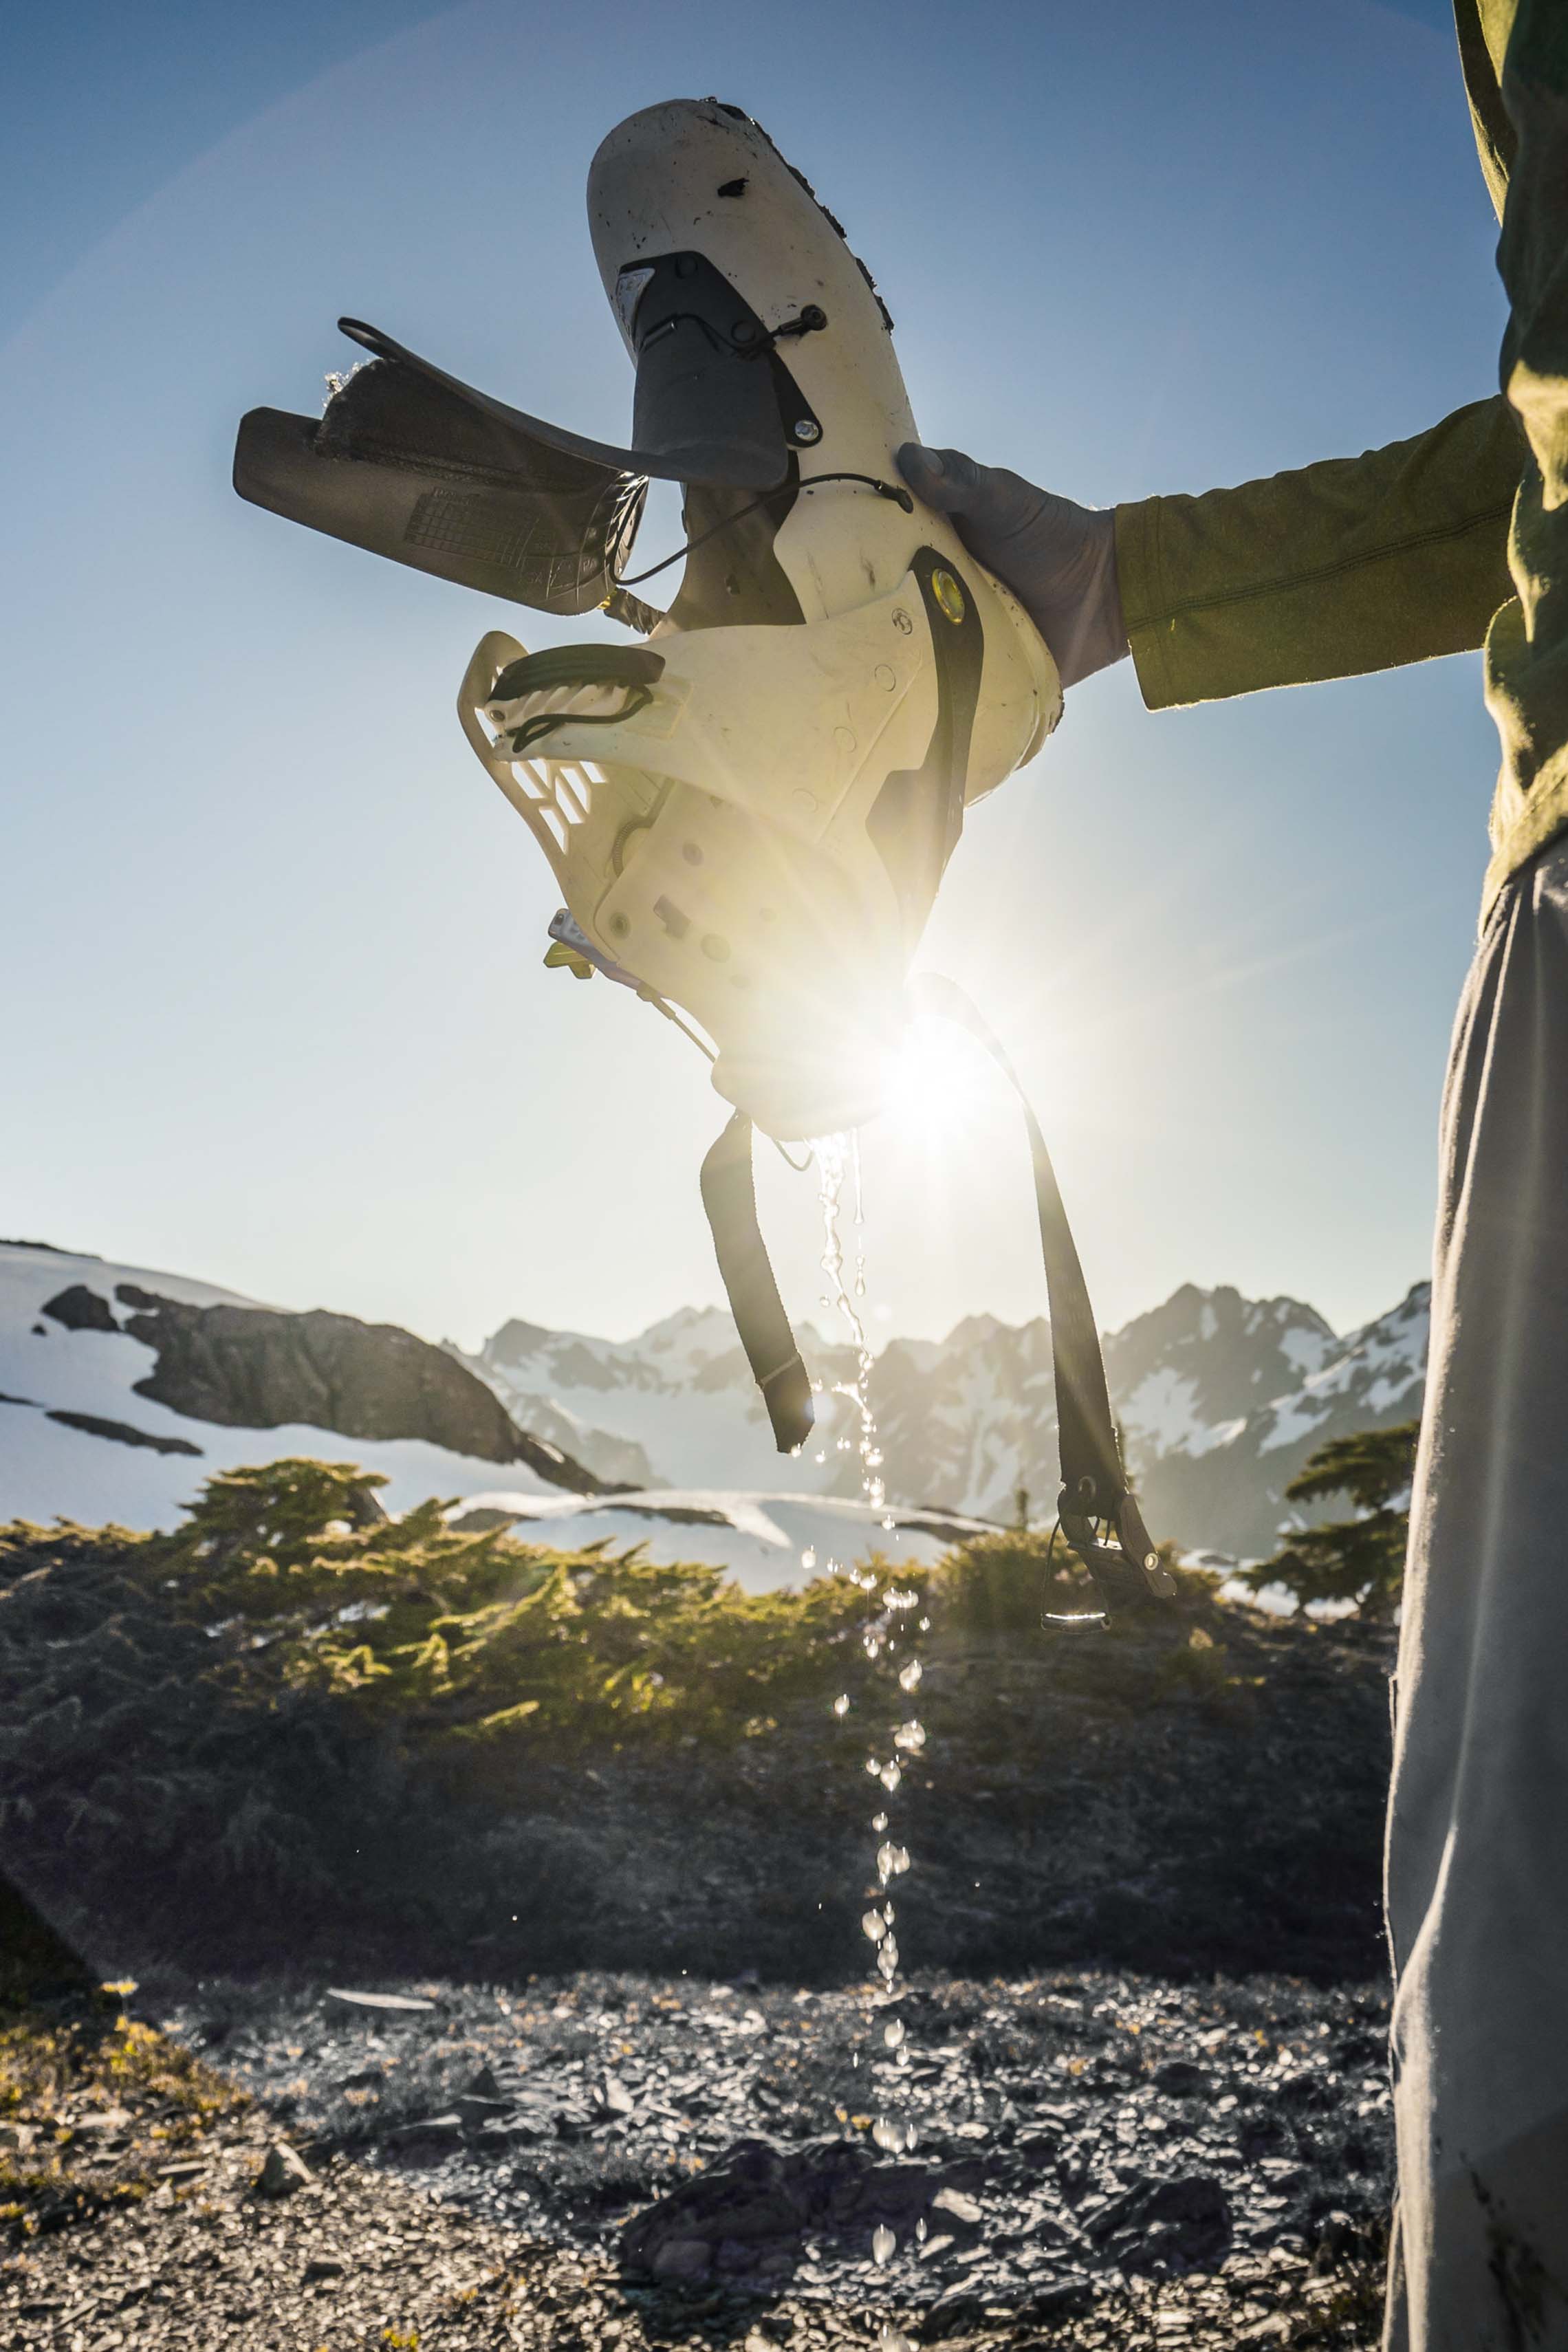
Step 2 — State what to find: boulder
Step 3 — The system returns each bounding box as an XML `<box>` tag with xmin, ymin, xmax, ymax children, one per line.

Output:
<box><xmin>620</xmin><ymin>2137</ymin><xmax>961</xmax><ymax>2288</ymax></box>
<box><xmin>1087</xmin><ymin>2172</ymin><xmax>1232</xmax><ymax>2276</ymax></box>
<box><xmin>257</xmin><ymin>2142</ymin><xmax>312</xmax><ymax>2198</ymax></box>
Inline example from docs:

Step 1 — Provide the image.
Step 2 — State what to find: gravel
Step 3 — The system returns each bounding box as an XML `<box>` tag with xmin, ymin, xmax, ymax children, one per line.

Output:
<box><xmin>0</xmin><ymin>1966</ymin><xmax>1391</xmax><ymax>2346</ymax></box>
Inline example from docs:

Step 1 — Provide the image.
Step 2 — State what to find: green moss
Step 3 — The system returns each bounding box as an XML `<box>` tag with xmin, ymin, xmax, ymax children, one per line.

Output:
<box><xmin>0</xmin><ymin>1457</ymin><xmax>1393</xmax><ymax>1983</ymax></box>
<box><xmin>0</xmin><ymin>2002</ymin><xmax>241</xmax><ymax>2241</ymax></box>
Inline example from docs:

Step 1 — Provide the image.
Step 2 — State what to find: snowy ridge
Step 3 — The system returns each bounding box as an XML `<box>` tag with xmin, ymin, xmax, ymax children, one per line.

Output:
<box><xmin>444</xmin><ymin>1488</ymin><xmax>994</xmax><ymax>1596</ymax></box>
<box><xmin>461</xmin><ymin>1281</ymin><xmax>1433</xmax><ymax>1561</ymax></box>
<box><xmin>0</xmin><ymin>1243</ymin><xmax>562</xmax><ymax>1530</ymax></box>
<box><xmin>0</xmin><ymin>1241</ymin><xmax>1430</xmax><ymax>1568</ymax></box>
<box><xmin>468</xmin><ymin>1309</ymin><xmax>856</xmax><ymax>1494</ymax></box>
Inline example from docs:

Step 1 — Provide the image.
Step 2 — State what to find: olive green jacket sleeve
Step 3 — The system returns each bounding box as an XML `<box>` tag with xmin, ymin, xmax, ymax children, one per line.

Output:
<box><xmin>1477</xmin><ymin>0</ymin><xmax>1568</xmax><ymax>919</ymax></box>
<box><xmin>1114</xmin><ymin>396</ymin><xmax>1521</xmax><ymax>710</ymax></box>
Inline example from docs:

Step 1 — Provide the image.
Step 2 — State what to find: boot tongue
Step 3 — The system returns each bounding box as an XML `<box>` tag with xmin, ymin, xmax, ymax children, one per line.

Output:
<box><xmin>337</xmin><ymin>280</ymin><xmax>795</xmax><ymax>492</ymax></box>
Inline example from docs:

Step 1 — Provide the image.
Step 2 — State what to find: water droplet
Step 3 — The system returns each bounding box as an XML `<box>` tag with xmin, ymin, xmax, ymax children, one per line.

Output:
<box><xmin>872</xmin><ymin>2225</ymin><xmax>896</xmax><ymax>2266</ymax></box>
<box><xmin>918</xmin><ymin>1615</ymin><xmax>931</xmax><ymax>1631</ymax></box>
<box><xmin>871</xmin><ymin>2115</ymin><xmax>908</xmax><ymax>2153</ymax></box>
<box><xmin>884</xmin><ymin>2019</ymin><xmax>905</xmax><ymax>2049</ymax></box>
<box><xmin>833</xmin><ymin>1694</ymin><xmax>850</xmax><ymax>1718</ymax></box>
<box><xmin>879</xmin><ymin>1762</ymin><xmax>902</xmax><ymax>1792</ymax></box>
<box><xmin>861</xmin><ymin>1910</ymin><xmax>886</xmax><ymax>1943</ymax></box>
<box><xmin>801</xmin><ymin>1546</ymin><xmax>817</xmax><ymax>1571</ymax></box>
<box><xmin>893</xmin><ymin>1720</ymin><xmax>926</xmax><ymax>1753</ymax></box>
<box><xmin>871</xmin><ymin>1811</ymin><xmax>889</xmax><ymax>1832</ymax></box>
<box><xmin>878</xmin><ymin>1842</ymin><xmax>911</xmax><ymax>1881</ymax></box>
<box><xmin>915</xmin><ymin>2216</ymin><xmax>928</xmax><ymax>2243</ymax></box>
<box><xmin>865</xmin><ymin>1757</ymin><xmax>882</xmax><ymax>1778</ymax></box>
<box><xmin>898</xmin><ymin>1658</ymin><xmax>922</xmax><ymax>1692</ymax></box>
<box><xmin>878</xmin><ymin>2326</ymin><xmax>914</xmax><ymax>2352</ymax></box>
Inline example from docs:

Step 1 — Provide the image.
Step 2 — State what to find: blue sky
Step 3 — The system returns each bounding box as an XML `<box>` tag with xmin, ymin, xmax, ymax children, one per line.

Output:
<box><xmin>1</xmin><ymin>0</ymin><xmax>1510</xmax><ymax>1351</ymax></box>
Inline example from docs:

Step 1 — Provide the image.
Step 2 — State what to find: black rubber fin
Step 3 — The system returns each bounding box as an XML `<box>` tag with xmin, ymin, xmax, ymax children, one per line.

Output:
<box><xmin>699</xmin><ymin>1112</ymin><xmax>815</xmax><ymax>1455</ymax></box>
<box><xmin>235</xmin><ymin>344</ymin><xmax>646</xmax><ymax>616</ymax></box>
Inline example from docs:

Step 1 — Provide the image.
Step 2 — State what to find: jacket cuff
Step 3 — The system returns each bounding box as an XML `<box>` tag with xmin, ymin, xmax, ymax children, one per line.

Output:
<box><xmin>1114</xmin><ymin>501</ymin><xmax>1184</xmax><ymax>710</ymax></box>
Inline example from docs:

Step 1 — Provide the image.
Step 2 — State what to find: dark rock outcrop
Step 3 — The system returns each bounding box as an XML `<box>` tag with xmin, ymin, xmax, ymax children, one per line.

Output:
<box><xmin>45</xmin><ymin>1410</ymin><xmax>202</xmax><ymax>1457</ymax></box>
<box><xmin>618</xmin><ymin>2136</ymin><xmax>954</xmax><ymax>2287</ymax></box>
<box><xmin>113</xmin><ymin>1287</ymin><xmax>600</xmax><ymax>1490</ymax></box>
<box><xmin>42</xmin><ymin>1285</ymin><xmax>120</xmax><ymax>1333</ymax></box>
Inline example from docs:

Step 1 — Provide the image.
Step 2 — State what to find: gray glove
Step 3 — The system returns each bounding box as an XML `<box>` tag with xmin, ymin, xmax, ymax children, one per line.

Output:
<box><xmin>896</xmin><ymin>444</ymin><xmax>1129</xmax><ymax>690</ymax></box>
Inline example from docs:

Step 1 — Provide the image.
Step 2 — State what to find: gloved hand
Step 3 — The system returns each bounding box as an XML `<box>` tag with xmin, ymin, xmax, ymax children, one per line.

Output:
<box><xmin>896</xmin><ymin>444</ymin><xmax>1129</xmax><ymax>689</ymax></box>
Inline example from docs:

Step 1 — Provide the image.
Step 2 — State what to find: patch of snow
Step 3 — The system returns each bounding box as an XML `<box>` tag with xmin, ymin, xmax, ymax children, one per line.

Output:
<box><xmin>1186</xmin><ymin>1414</ymin><xmax>1249</xmax><ymax>1459</ymax></box>
<box><xmin>1117</xmin><ymin>1368</ymin><xmax>1206</xmax><ymax>1455</ymax></box>
<box><xmin>442</xmin><ymin>1490</ymin><xmax>994</xmax><ymax>1595</ymax></box>
<box><xmin>1362</xmin><ymin>1373</ymin><xmax>1423</xmax><ymax>1416</ymax></box>
<box><xmin>1218</xmin><ymin>1576</ymin><xmax>1297</xmax><ymax>1615</ymax></box>
<box><xmin>1258</xmin><ymin>1394</ymin><xmax>1335</xmax><ymax>1456</ymax></box>
<box><xmin>1280</xmin><ymin>1323</ymin><xmax>1335</xmax><ymax>1376</ymax></box>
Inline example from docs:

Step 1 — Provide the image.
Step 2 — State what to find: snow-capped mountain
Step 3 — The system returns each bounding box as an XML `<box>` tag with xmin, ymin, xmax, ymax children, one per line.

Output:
<box><xmin>466</xmin><ymin>1308</ymin><xmax>855</xmax><ymax>1494</ymax></box>
<box><xmin>0</xmin><ymin>1241</ymin><xmax>582</xmax><ymax>1531</ymax></box>
<box><xmin>1111</xmin><ymin>1283</ymin><xmax>1428</xmax><ymax>1556</ymax></box>
<box><xmin>0</xmin><ymin>1237</ymin><xmax>1429</xmax><ymax>1566</ymax></box>
<box><xmin>0</xmin><ymin>1243</ymin><xmax>989</xmax><ymax>1589</ymax></box>
<box><xmin>461</xmin><ymin>1281</ymin><xmax>1431</xmax><ymax>1559</ymax></box>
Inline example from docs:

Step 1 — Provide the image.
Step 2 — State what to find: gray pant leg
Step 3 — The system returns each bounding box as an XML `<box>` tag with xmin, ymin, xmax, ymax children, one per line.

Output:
<box><xmin>1384</xmin><ymin>838</ymin><xmax>1568</xmax><ymax>2350</ymax></box>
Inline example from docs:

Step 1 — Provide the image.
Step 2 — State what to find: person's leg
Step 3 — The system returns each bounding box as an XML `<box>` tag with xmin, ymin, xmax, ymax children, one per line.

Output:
<box><xmin>1384</xmin><ymin>838</ymin><xmax>1568</xmax><ymax>2349</ymax></box>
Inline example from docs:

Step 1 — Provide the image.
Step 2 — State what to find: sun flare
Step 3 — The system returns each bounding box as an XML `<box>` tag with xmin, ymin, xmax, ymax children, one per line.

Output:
<box><xmin>878</xmin><ymin>1014</ymin><xmax>1001</xmax><ymax>1142</ymax></box>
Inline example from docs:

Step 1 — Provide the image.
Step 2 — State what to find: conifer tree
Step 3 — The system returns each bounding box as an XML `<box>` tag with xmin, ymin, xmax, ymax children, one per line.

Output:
<box><xmin>1243</xmin><ymin>1420</ymin><xmax>1419</xmax><ymax>1619</ymax></box>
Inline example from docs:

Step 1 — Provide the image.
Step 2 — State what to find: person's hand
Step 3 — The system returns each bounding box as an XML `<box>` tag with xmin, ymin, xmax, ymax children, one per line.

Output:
<box><xmin>896</xmin><ymin>444</ymin><xmax>1128</xmax><ymax>689</ymax></box>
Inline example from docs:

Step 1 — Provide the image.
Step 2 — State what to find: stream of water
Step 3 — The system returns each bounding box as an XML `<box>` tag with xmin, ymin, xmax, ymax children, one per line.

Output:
<box><xmin>812</xmin><ymin>1135</ymin><xmax>932</xmax><ymax>2352</ymax></box>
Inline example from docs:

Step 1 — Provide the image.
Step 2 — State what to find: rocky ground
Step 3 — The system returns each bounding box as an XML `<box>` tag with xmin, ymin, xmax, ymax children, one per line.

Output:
<box><xmin>1</xmin><ymin>1966</ymin><xmax>1391</xmax><ymax>2349</ymax></box>
<box><xmin>0</xmin><ymin>1497</ymin><xmax>1400</xmax><ymax>2342</ymax></box>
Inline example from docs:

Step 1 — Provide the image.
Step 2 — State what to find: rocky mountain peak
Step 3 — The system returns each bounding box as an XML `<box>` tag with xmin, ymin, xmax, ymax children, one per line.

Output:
<box><xmin>481</xmin><ymin>1317</ymin><xmax>557</xmax><ymax>1369</ymax></box>
<box><xmin>464</xmin><ymin>1278</ymin><xmax>1428</xmax><ymax>1559</ymax></box>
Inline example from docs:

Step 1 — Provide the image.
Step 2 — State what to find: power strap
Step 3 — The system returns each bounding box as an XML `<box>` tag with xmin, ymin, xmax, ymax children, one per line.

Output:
<box><xmin>699</xmin><ymin>1112</ymin><xmax>816</xmax><ymax>1454</ymax></box>
<box><xmin>911</xmin><ymin>977</ymin><xmax>1173</xmax><ymax>1614</ymax></box>
<box><xmin>697</xmin><ymin>988</ymin><xmax>1172</xmax><ymax>1619</ymax></box>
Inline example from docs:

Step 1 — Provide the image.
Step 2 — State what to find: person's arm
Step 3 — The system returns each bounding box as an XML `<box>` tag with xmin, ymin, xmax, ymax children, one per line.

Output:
<box><xmin>1117</xmin><ymin>396</ymin><xmax>1521</xmax><ymax>708</ymax></box>
<box><xmin>1478</xmin><ymin>0</ymin><xmax>1568</xmax><ymax>917</ymax></box>
<box><xmin>900</xmin><ymin>396</ymin><xmax>1519</xmax><ymax>709</ymax></box>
